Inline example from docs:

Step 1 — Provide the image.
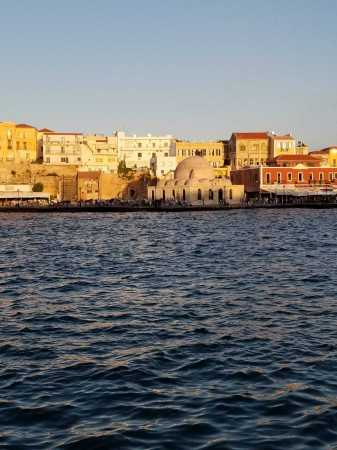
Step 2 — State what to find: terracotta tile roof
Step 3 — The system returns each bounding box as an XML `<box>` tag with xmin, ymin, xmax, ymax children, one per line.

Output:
<box><xmin>39</xmin><ymin>128</ymin><xmax>54</xmax><ymax>132</ymax></box>
<box><xmin>311</xmin><ymin>147</ymin><xmax>337</xmax><ymax>154</ymax></box>
<box><xmin>16</xmin><ymin>123</ymin><xmax>36</xmax><ymax>129</ymax></box>
<box><xmin>271</xmin><ymin>134</ymin><xmax>294</xmax><ymax>140</ymax></box>
<box><xmin>44</xmin><ymin>132</ymin><xmax>83</xmax><ymax>135</ymax></box>
<box><xmin>232</xmin><ymin>132</ymin><xmax>269</xmax><ymax>139</ymax></box>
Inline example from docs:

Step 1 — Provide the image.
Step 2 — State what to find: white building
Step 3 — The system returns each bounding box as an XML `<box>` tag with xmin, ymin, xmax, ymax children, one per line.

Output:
<box><xmin>115</xmin><ymin>131</ymin><xmax>177</xmax><ymax>177</ymax></box>
<box><xmin>81</xmin><ymin>135</ymin><xmax>118</xmax><ymax>173</ymax></box>
<box><xmin>43</xmin><ymin>132</ymin><xmax>83</xmax><ymax>165</ymax></box>
<box><xmin>43</xmin><ymin>132</ymin><xmax>118</xmax><ymax>172</ymax></box>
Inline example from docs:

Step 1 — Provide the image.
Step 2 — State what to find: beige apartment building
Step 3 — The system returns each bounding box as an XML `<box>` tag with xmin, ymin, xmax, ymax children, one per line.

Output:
<box><xmin>81</xmin><ymin>135</ymin><xmax>118</xmax><ymax>173</ymax></box>
<box><xmin>43</xmin><ymin>132</ymin><xmax>118</xmax><ymax>172</ymax></box>
<box><xmin>176</xmin><ymin>140</ymin><xmax>226</xmax><ymax>168</ymax></box>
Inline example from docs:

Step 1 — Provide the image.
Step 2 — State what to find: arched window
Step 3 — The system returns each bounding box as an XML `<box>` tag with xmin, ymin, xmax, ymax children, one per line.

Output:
<box><xmin>218</xmin><ymin>188</ymin><xmax>223</xmax><ymax>203</ymax></box>
<box><xmin>229</xmin><ymin>189</ymin><xmax>233</xmax><ymax>200</ymax></box>
<box><xmin>197</xmin><ymin>189</ymin><xmax>202</xmax><ymax>200</ymax></box>
<box><xmin>162</xmin><ymin>190</ymin><xmax>165</xmax><ymax>201</ymax></box>
<box><xmin>209</xmin><ymin>189</ymin><xmax>213</xmax><ymax>200</ymax></box>
<box><xmin>172</xmin><ymin>189</ymin><xmax>175</xmax><ymax>198</ymax></box>
<box><xmin>151</xmin><ymin>190</ymin><xmax>155</xmax><ymax>202</ymax></box>
<box><xmin>182</xmin><ymin>189</ymin><xmax>186</xmax><ymax>201</ymax></box>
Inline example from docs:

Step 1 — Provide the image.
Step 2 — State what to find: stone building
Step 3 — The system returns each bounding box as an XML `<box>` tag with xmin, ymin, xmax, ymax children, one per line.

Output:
<box><xmin>269</xmin><ymin>134</ymin><xmax>296</xmax><ymax>159</ymax></box>
<box><xmin>115</xmin><ymin>131</ymin><xmax>176</xmax><ymax>177</ymax></box>
<box><xmin>176</xmin><ymin>140</ymin><xmax>226</xmax><ymax>168</ymax></box>
<box><xmin>229</xmin><ymin>132</ymin><xmax>270</xmax><ymax>169</ymax></box>
<box><xmin>43</xmin><ymin>132</ymin><xmax>83</xmax><ymax>165</ymax></box>
<box><xmin>0</xmin><ymin>122</ymin><xmax>38</xmax><ymax>162</ymax></box>
<box><xmin>148</xmin><ymin>156</ymin><xmax>244</xmax><ymax>206</ymax></box>
<box><xmin>310</xmin><ymin>147</ymin><xmax>337</xmax><ymax>167</ymax></box>
<box><xmin>81</xmin><ymin>135</ymin><xmax>118</xmax><ymax>173</ymax></box>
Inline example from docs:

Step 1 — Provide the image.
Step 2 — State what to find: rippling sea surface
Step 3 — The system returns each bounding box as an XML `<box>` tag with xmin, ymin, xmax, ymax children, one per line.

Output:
<box><xmin>2</xmin><ymin>210</ymin><xmax>337</xmax><ymax>449</ymax></box>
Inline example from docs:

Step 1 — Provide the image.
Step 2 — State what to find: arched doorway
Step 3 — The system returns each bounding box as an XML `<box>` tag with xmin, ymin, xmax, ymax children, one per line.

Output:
<box><xmin>182</xmin><ymin>189</ymin><xmax>186</xmax><ymax>201</ymax></box>
<box><xmin>197</xmin><ymin>189</ymin><xmax>202</xmax><ymax>200</ymax></box>
<box><xmin>218</xmin><ymin>188</ymin><xmax>223</xmax><ymax>203</ymax></box>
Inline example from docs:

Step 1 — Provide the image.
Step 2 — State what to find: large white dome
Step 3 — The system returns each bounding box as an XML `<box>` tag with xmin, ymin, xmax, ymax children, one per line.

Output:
<box><xmin>174</xmin><ymin>156</ymin><xmax>214</xmax><ymax>181</ymax></box>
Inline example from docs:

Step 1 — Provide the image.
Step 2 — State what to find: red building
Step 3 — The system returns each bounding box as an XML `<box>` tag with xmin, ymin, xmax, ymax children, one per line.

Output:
<box><xmin>231</xmin><ymin>166</ymin><xmax>337</xmax><ymax>197</ymax></box>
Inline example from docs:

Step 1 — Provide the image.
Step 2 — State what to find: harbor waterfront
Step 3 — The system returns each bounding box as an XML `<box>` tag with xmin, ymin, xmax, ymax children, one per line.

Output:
<box><xmin>1</xmin><ymin>209</ymin><xmax>337</xmax><ymax>449</ymax></box>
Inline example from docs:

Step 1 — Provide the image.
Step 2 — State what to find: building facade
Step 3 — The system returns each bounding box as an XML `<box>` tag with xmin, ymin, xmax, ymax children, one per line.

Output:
<box><xmin>115</xmin><ymin>131</ymin><xmax>176</xmax><ymax>177</ymax></box>
<box><xmin>310</xmin><ymin>147</ymin><xmax>337</xmax><ymax>167</ymax></box>
<box><xmin>43</xmin><ymin>132</ymin><xmax>83</xmax><ymax>165</ymax></box>
<box><xmin>148</xmin><ymin>156</ymin><xmax>244</xmax><ymax>206</ymax></box>
<box><xmin>229</xmin><ymin>132</ymin><xmax>270</xmax><ymax>169</ymax></box>
<box><xmin>269</xmin><ymin>134</ymin><xmax>296</xmax><ymax>159</ymax></box>
<box><xmin>176</xmin><ymin>140</ymin><xmax>226</xmax><ymax>168</ymax></box>
<box><xmin>81</xmin><ymin>135</ymin><xmax>118</xmax><ymax>172</ymax></box>
<box><xmin>231</xmin><ymin>166</ymin><xmax>337</xmax><ymax>196</ymax></box>
<box><xmin>0</xmin><ymin>122</ymin><xmax>38</xmax><ymax>162</ymax></box>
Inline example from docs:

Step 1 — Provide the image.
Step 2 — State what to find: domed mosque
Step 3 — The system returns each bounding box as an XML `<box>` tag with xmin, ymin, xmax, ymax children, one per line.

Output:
<box><xmin>148</xmin><ymin>156</ymin><xmax>244</xmax><ymax>206</ymax></box>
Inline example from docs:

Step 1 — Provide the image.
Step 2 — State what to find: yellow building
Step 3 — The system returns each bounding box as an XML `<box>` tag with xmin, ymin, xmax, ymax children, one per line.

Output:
<box><xmin>0</xmin><ymin>122</ymin><xmax>38</xmax><ymax>162</ymax></box>
<box><xmin>229</xmin><ymin>132</ymin><xmax>270</xmax><ymax>169</ymax></box>
<box><xmin>176</xmin><ymin>140</ymin><xmax>225</xmax><ymax>168</ymax></box>
<box><xmin>269</xmin><ymin>134</ymin><xmax>296</xmax><ymax>158</ymax></box>
<box><xmin>310</xmin><ymin>146</ymin><xmax>337</xmax><ymax>167</ymax></box>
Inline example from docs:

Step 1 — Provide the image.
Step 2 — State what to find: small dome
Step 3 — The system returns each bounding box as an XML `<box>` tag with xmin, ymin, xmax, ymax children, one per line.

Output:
<box><xmin>174</xmin><ymin>156</ymin><xmax>214</xmax><ymax>180</ymax></box>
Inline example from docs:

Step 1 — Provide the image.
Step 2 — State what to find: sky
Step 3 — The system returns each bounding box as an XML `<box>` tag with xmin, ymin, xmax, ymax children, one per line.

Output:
<box><xmin>1</xmin><ymin>0</ymin><xmax>337</xmax><ymax>148</ymax></box>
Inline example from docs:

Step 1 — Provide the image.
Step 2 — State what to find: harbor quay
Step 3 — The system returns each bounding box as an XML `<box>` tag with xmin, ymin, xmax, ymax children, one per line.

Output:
<box><xmin>0</xmin><ymin>121</ymin><xmax>337</xmax><ymax>209</ymax></box>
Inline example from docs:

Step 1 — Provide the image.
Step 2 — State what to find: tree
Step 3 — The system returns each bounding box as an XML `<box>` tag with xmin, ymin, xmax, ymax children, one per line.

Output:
<box><xmin>118</xmin><ymin>160</ymin><xmax>128</xmax><ymax>176</ymax></box>
<box><xmin>32</xmin><ymin>182</ymin><xmax>44</xmax><ymax>192</ymax></box>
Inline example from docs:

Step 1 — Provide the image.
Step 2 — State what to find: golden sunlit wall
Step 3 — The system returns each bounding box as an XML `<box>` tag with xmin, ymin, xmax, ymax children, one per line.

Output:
<box><xmin>0</xmin><ymin>122</ymin><xmax>38</xmax><ymax>162</ymax></box>
<box><xmin>176</xmin><ymin>141</ymin><xmax>225</xmax><ymax>168</ymax></box>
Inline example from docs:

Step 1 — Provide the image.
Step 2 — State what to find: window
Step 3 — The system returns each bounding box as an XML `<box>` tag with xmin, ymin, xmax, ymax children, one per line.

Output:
<box><xmin>287</xmin><ymin>172</ymin><xmax>292</xmax><ymax>181</ymax></box>
<box><xmin>162</xmin><ymin>190</ymin><xmax>165</xmax><ymax>201</ymax></box>
<box><xmin>182</xmin><ymin>189</ymin><xmax>186</xmax><ymax>201</ymax></box>
<box><xmin>334</xmin><ymin>172</ymin><xmax>337</xmax><ymax>179</ymax></box>
<box><xmin>182</xmin><ymin>150</ymin><xmax>185</xmax><ymax>157</ymax></box>
<box><xmin>266</xmin><ymin>173</ymin><xmax>271</xmax><ymax>184</ymax></box>
<box><xmin>309</xmin><ymin>173</ymin><xmax>313</xmax><ymax>183</ymax></box>
<box><xmin>164</xmin><ymin>152</ymin><xmax>168</xmax><ymax>157</ymax></box>
<box><xmin>197</xmin><ymin>189</ymin><xmax>202</xmax><ymax>200</ymax></box>
<box><xmin>319</xmin><ymin>172</ymin><xmax>323</xmax><ymax>183</ymax></box>
<box><xmin>333</xmin><ymin>159</ymin><xmax>336</xmax><ymax>167</ymax></box>
<box><xmin>298</xmin><ymin>172</ymin><xmax>303</xmax><ymax>182</ymax></box>
<box><xmin>277</xmin><ymin>172</ymin><xmax>281</xmax><ymax>183</ymax></box>
<box><xmin>138</xmin><ymin>143</ymin><xmax>142</xmax><ymax>148</ymax></box>
<box><xmin>240</xmin><ymin>145</ymin><xmax>246</xmax><ymax>152</ymax></box>
<box><xmin>46</xmin><ymin>157</ymin><xmax>50</xmax><ymax>163</ymax></box>
<box><xmin>250</xmin><ymin>159</ymin><xmax>254</xmax><ymax>165</ymax></box>
<box><xmin>172</xmin><ymin>190</ymin><xmax>175</xmax><ymax>198</ymax></box>
<box><xmin>329</xmin><ymin>172</ymin><xmax>334</xmax><ymax>181</ymax></box>
<box><xmin>151</xmin><ymin>190</ymin><xmax>155</xmax><ymax>202</ymax></box>
<box><xmin>209</xmin><ymin>189</ymin><xmax>213</xmax><ymax>200</ymax></box>
<box><xmin>229</xmin><ymin>189</ymin><xmax>233</xmax><ymax>200</ymax></box>
<box><xmin>138</xmin><ymin>153</ymin><xmax>142</xmax><ymax>158</ymax></box>
<box><xmin>152</xmin><ymin>143</ymin><xmax>156</xmax><ymax>148</ymax></box>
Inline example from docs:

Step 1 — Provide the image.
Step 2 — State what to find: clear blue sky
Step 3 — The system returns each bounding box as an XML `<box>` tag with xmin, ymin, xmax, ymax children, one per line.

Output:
<box><xmin>1</xmin><ymin>0</ymin><xmax>337</xmax><ymax>148</ymax></box>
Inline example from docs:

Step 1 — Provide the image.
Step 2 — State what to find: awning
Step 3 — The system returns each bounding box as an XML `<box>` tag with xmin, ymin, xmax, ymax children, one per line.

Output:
<box><xmin>0</xmin><ymin>192</ymin><xmax>50</xmax><ymax>200</ymax></box>
<box><xmin>261</xmin><ymin>186</ymin><xmax>337</xmax><ymax>197</ymax></box>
